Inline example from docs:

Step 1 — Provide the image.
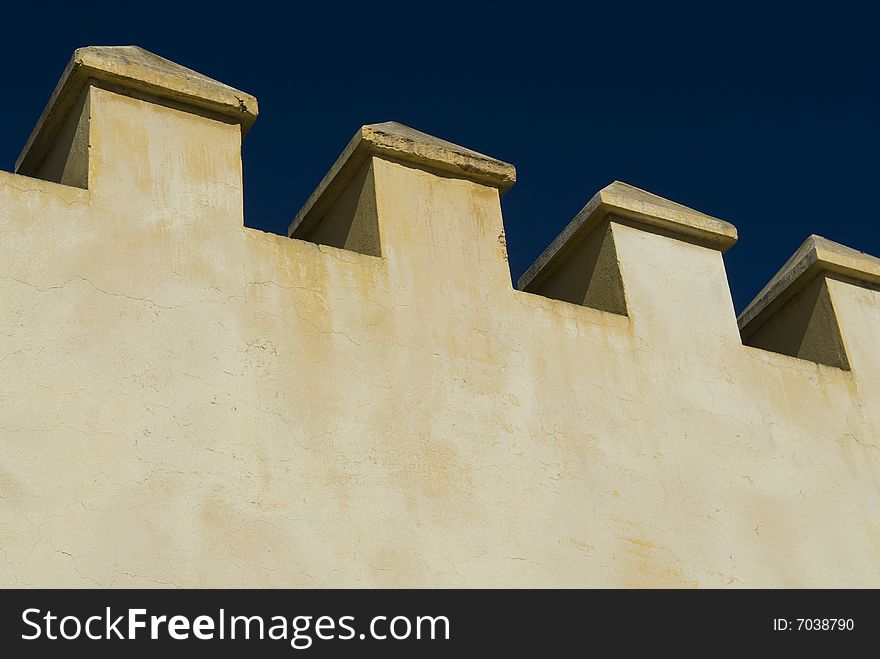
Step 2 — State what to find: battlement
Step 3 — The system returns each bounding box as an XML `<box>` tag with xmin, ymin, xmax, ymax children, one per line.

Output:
<box><xmin>2</xmin><ymin>47</ymin><xmax>879</xmax><ymax>588</ymax></box>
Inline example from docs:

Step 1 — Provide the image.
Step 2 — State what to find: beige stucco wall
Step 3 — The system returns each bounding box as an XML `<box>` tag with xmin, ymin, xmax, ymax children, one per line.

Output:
<box><xmin>2</xmin><ymin>50</ymin><xmax>880</xmax><ymax>588</ymax></box>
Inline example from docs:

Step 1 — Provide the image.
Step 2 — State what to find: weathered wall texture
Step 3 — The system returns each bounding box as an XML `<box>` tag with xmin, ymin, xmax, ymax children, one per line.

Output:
<box><xmin>2</xmin><ymin>47</ymin><xmax>879</xmax><ymax>588</ymax></box>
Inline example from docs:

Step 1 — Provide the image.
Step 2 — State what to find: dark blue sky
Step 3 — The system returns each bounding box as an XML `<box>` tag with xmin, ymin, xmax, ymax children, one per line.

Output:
<box><xmin>3</xmin><ymin>7</ymin><xmax>876</xmax><ymax>311</ymax></box>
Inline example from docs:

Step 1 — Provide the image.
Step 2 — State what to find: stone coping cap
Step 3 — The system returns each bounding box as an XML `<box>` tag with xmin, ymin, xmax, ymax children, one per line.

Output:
<box><xmin>738</xmin><ymin>234</ymin><xmax>880</xmax><ymax>333</ymax></box>
<box><xmin>16</xmin><ymin>45</ymin><xmax>258</xmax><ymax>174</ymax></box>
<box><xmin>288</xmin><ymin>121</ymin><xmax>516</xmax><ymax>238</ymax></box>
<box><xmin>518</xmin><ymin>181</ymin><xmax>738</xmax><ymax>291</ymax></box>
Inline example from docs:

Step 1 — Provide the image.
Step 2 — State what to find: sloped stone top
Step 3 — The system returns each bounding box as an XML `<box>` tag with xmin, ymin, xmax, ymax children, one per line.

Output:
<box><xmin>288</xmin><ymin>121</ymin><xmax>516</xmax><ymax>238</ymax></box>
<box><xmin>17</xmin><ymin>46</ymin><xmax>258</xmax><ymax>175</ymax></box>
<box><xmin>738</xmin><ymin>234</ymin><xmax>880</xmax><ymax>332</ymax></box>
<box><xmin>518</xmin><ymin>181</ymin><xmax>738</xmax><ymax>292</ymax></box>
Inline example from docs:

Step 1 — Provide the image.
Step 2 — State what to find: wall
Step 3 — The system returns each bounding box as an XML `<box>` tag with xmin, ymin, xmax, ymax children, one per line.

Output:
<box><xmin>2</xmin><ymin>47</ymin><xmax>879</xmax><ymax>587</ymax></box>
